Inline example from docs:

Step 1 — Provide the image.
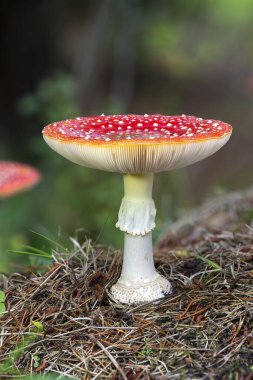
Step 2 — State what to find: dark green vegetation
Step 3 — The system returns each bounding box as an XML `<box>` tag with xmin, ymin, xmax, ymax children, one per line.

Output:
<box><xmin>1</xmin><ymin>188</ymin><xmax>253</xmax><ymax>379</ymax></box>
<box><xmin>1</xmin><ymin>0</ymin><xmax>253</xmax><ymax>271</ymax></box>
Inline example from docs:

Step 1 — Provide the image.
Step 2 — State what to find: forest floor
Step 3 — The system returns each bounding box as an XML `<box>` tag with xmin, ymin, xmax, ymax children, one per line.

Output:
<box><xmin>1</xmin><ymin>187</ymin><xmax>253</xmax><ymax>380</ymax></box>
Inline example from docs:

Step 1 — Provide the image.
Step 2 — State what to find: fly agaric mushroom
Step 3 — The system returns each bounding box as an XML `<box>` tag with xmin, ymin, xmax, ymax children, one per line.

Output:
<box><xmin>42</xmin><ymin>114</ymin><xmax>232</xmax><ymax>304</ymax></box>
<box><xmin>0</xmin><ymin>161</ymin><xmax>41</xmax><ymax>198</ymax></box>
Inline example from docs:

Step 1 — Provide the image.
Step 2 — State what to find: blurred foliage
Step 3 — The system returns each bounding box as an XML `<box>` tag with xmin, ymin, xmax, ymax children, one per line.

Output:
<box><xmin>0</xmin><ymin>0</ymin><xmax>253</xmax><ymax>272</ymax></box>
<box><xmin>18</xmin><ymin>72</ymin><xmax>79</xmax><ymax>124</ymax></box>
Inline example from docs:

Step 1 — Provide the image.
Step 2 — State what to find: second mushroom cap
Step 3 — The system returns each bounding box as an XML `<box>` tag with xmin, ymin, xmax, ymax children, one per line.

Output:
<box><xmin>0</xmin><ymin>161</ymin><xmax>41</xmax><ymax>198</ymax></box>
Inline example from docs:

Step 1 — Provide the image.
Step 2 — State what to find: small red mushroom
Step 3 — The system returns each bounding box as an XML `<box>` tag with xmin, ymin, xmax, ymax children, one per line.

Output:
<box><xmin>43</xmin><ymin>114</ymin><xmax>232</xmax><ymax>304</ymax></box>
<box><xmin>0</xmin><ymin>161</ymin><xmax>41</xmax><ymax>198</ymax></box>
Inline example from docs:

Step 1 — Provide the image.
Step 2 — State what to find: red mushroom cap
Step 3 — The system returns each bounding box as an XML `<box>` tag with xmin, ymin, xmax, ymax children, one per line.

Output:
<box><xmin>42</xmin><ymin>114</ymin><xmax>232</xmax><ymax>173</ymax></box>
<box><xmin>43</xmin><ymin>114</ymin><xmax>231</xmax><ymax>144</ymax></box>
<box><xmin>0</xmin><ymin>161</ymin><xmax>41</xmax><ymax>198</ymax></box>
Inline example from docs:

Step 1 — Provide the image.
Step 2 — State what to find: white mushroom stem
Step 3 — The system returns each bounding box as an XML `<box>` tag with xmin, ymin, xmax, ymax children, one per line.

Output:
<box><xmin>116</xmin><ymin>173</ymin><xmax>156</xmax><ymax>236</ymax></box>
<box><xmin>111</xmin><ymin>173</ymin><xmax>172</xmax><ymax>304</ymax></box>
<box><xmin>120</xmin><ymin>233</ymin><xmax>157</xmax><ymax>284</ymax></box>
<box><xmin>111</xmin><ymin>232</ymin><xmax>171</xmax><ymax>304</ymax></box>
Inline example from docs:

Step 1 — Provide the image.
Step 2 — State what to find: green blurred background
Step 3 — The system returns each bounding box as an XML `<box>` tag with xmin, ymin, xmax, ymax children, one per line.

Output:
<box><xmin>1</xmin><ymin>0</ymin><xmax>253</xmax><ymax>272</ymax></box>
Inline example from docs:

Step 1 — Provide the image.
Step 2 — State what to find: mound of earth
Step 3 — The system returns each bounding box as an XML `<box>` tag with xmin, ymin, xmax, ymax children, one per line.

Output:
<box><xmin>1</xmin><ymin>188</ymin><xmax>253</xmax><ymax>380</ymax></box>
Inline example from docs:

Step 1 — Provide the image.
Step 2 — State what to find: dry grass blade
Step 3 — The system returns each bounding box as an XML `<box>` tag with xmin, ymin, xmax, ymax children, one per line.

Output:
<box><xmin>89</xmin><ymin>334</ymin><xmax>128</xmax><ymax>380</ymax></box>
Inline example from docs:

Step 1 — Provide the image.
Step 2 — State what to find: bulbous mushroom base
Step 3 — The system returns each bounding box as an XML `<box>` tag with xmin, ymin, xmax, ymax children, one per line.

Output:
<box><xmin>110</xmin><ymin>274</ymin><xmax>172</xmax><ymax>305</ymax></box>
